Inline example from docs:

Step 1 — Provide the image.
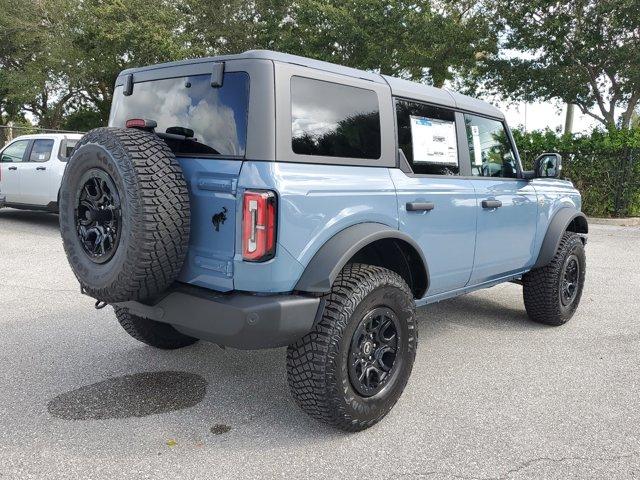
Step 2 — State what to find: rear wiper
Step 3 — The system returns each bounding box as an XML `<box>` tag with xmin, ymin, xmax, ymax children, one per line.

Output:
<box><xmin>155</xmin><ymin>127</ymin><xmax>220</xmax><ymax>155</ymax></box>
<box><xmin>166</xmin><ymin>126</ymin><xmax>195</xmax><ymax>138</ymax></box>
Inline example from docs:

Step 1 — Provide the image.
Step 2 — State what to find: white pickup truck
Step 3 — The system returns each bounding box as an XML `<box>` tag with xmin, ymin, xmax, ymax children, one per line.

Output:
<box><xmin>0</xmin><ymin>133</ymin><xmax>83</xmax><ymax>212</ymax></box>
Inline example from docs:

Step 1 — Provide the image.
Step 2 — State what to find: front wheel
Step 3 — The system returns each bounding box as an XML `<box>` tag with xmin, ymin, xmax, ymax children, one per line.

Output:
<box><xmin>523</xmin><ymin>232</ymin><xmax>586</xmax><ymax>326</ymax></box>
<box><xmin>287</xmin><ymin>264</ymin><xmax>417</xmax><ymax>431</ymax></box>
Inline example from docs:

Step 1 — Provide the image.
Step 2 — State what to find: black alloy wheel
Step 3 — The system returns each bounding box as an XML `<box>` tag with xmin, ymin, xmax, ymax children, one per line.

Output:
<box><xmin>560</xmin><ymin>254</ymin><xmax>580</xmax><ymax>306</ymax></box>
<box><xmin>75</xmin><ymin>169</ymin><xmax>121</xmax><ymax>264</ymax></box>
<box><xmin>348</xmin><ymin>307</ymin><xmax>401</xmax><ymax>397</ymax></box>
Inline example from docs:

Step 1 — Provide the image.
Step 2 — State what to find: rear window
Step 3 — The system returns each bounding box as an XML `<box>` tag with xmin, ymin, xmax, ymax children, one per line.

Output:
<box><xmin>109</xmin><ymin>72</ymin><xmax>249</xmax><ymax>157</ymax></box>
<box><xmin>59</xmin><ymin>139</ymin><xmax>78</xmax><ymax>161</ymax></box>
<box><xmin>291</xmin><ymin>76</ymin><xmax>381</xmax><ymax>159</ymax></box>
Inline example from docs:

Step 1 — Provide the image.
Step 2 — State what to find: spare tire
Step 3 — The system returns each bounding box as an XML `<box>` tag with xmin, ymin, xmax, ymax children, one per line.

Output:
<box><xmin>59</xmin><ymin>127</ymin><xmax>191</xmax><ymax>303</ymax></box>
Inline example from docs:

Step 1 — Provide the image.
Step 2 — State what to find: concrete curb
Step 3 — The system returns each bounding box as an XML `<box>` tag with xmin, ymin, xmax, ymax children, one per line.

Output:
<box><xmin>588</xmin><ymin>217</ymin><xmax>640</xmax><ymax>227</ymax></box>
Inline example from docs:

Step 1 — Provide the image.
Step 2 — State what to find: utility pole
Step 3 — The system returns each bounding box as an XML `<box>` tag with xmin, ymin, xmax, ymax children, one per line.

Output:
<box><xmin>564</xmin><ymin>103</ymin><xmax>574</xmax><ymax>135</ymax></box>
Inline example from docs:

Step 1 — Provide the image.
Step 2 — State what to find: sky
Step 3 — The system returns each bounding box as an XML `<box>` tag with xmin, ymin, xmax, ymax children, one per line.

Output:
<box><xmin>498</xmin><ymin>100</ymin><xmax>601</xmax><ymax>134</ymax></box>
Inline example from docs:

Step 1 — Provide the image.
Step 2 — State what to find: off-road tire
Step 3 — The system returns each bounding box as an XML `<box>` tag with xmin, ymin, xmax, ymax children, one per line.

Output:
<box><xmin>287</xmin><ymin>263</ymin><xmax>417</xmax><ymax>431</ymax></box>
<box><xmin>59</xmin><ymin>127</ymin><xmax>190</xmax><ymax>303</ymax></box>
<box><xmin>523</xmin><ymin>232</ymin><xmax>586</xmax><ymax>326</ymax></box>
<box><xmin>114</xmin><ymin>307</ymin><xmax>198</xmax><ymax>349</ymax></box>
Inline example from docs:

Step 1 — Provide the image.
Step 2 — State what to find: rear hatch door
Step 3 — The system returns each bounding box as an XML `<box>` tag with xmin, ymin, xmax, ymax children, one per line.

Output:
<box><xmin>176</xmin><ymin>157</ymin><xmax>240</xmax><ymax>291</ymax></box>
<box><xmin>109</xmin><ymin>68</ymin><xmax>251</xmax><ymax>291</ymax></box>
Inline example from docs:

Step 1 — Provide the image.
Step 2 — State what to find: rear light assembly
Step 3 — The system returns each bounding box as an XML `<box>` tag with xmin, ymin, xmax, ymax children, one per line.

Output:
<box><xmin>242</xmin><ymin>190</ymin><xmax>277</xmax><ymax>262</ymax></box>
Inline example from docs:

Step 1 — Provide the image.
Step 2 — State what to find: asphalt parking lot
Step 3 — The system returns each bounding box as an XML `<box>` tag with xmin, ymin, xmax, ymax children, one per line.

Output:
<box><xmin>1</xmin><ymin>208</ymin><xmax>639</xmax><ymax>480</ymax></box>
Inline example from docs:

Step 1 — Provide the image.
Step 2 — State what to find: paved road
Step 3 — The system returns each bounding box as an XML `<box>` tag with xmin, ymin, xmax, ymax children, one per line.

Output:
<box><xmin>1</xmin><ymin>208</ymin><xmax>639</xmax><ymax>479</ymax></box>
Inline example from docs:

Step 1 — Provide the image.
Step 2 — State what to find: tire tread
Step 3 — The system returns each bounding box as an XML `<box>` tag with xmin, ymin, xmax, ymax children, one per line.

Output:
<box><xmin>287</xmin><ymin>263</ymin><xmax>416</xmax><ymax>431</ymax></box>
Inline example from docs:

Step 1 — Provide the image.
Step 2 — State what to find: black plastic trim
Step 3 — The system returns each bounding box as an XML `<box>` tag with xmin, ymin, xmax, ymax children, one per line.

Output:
<box><xmin>123</xmin><ymin>74</ymin><xmax>133</xmax><ymax>96</ymax></box>
<box><xmin>210</xmin><ymin>62</ymin><xmax>225</xmax><ymax>87</ymax></box>
<box><xmin>114</xmin><ymin>283</ymin><xmax>321</xmax><ymax>350</ymax></box>
<box><xmin>294</xmin><ymin>222</ymin><xmax>430</xmax><ymax>297</ymax></box>
<box><xmin>533</xmin><ymin>208</ymin><xmax>589</xmax><ymax>269</ymax></box>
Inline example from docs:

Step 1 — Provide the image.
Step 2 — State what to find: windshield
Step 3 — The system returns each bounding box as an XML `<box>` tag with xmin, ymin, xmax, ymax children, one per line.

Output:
<box><xmin>109</xmin><ymin>72</ymin><xmax>249</xmax><ymax>157</ymax></box>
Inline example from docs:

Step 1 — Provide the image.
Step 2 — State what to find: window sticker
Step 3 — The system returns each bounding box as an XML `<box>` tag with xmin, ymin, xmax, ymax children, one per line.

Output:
<box><xmin>410</xmin><ymin>116</ymin><xmax>457</xmax><ymax>165</ymax></box>
<box><xmin>471</xmin><ymin>125</ymin><xmax>483</xmax><ymax>166</ymax></box>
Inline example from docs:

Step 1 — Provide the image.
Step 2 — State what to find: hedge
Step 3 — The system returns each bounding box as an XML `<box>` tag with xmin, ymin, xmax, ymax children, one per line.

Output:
<box><xmin>512</xmin><ymin>127</ymin><xmax>640</xmax><ymax>217</ymax></box>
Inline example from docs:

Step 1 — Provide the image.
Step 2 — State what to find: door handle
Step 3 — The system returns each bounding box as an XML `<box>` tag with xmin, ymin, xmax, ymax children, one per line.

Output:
<box><xmin>406</xmin><ymin>202</ymin><xmax>435</xmax><ymax>212</ymax></box>
<box><xmin>8</xmin><ymin>166</ymin><xmax>17</xmax><ymax>170</ymax></box>
<box><xmin>482</xmin><ymin>199</ymin><xmax>502</xmax><ymax>209</ymax></box>
<box><xmin>36</xmin><ymin>166</ymin><xmax>47</xmax><ymax>171</ymax></box>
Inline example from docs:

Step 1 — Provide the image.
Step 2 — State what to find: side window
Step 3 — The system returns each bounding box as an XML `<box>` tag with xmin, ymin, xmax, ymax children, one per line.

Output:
<box><xmin>464</xmin><ymin>114</ymin><xmax>518</xmax><ymax>178</ymax></box>
<box><xmin>0</xmin><ymin>140</ymin><xmax>30</xmax><ymax>163</ymax></box>
<box><xmin>28</xmin><ymin>139</ymin><xmax>55</xmax><ymax>162</ymax></box>
<box><xmin>396</xmin><ymin>99</ymin><xmax>459</xmax><ymax>175</ymax></box>
<box><xmin>291</xmin><ymin>76</ymin><xmax>381</xmax><ymax>159</ymax></box>
<box><xmin>59</xmin><ymin>139</ymin><xmax>79</xmax><ymax>162</ymax></box>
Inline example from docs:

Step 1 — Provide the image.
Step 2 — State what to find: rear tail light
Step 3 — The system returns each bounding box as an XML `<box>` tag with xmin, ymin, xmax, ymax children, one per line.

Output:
<box><xmin>242</xmin><ymin>190</ymin><xmax>277</xmax><ymax>262</ymax></box>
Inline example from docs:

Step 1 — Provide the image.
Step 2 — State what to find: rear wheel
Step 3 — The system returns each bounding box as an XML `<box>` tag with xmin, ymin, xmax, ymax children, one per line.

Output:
<box><xmin>114</xmin><ymin>307</ymin><xmax>198</xmax><ymax>350</ymax></box>
<box><xmin>287</xmin><ymin>263</ymin><xmax>417</xmax><ymax>431</ymax></box>
<box><xmin>523</xmin><ymin>232</ymin><xmax>586</xmax><ymax>326</ymax></box>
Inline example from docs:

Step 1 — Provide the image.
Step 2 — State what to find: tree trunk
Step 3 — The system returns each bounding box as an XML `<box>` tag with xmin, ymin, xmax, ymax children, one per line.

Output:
<box><xmin>564</xmin><ymin>103</ymin><xmax>574</xmax><ymax>135</ymax></box>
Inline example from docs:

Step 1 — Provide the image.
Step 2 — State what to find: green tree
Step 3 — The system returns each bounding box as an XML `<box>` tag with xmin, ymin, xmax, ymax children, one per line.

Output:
<box><xmin>478</xmin><ymin>0</ymin><xmax>640</xmax><ymax>129</ymax></box>
<box><xmin>0</xmin><ymin>0</ymin><xmax>77</xmax><ymax>128</ymax></box>
<box><xmin>65</xmin><ymin>0</ymin><xmax>191</xmax><ymax>124</ymax></box>
<box><xmin>186</xmin><ymin>0</ymin><xmax>497</xmax><ymax>87</ymax></box>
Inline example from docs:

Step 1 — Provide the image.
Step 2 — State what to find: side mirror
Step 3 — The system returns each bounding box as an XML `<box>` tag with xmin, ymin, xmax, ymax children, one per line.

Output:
<box><xmin>534</xmin><ymin>153</ymin><xmax>562</xmax><ymax>179</ymax></box>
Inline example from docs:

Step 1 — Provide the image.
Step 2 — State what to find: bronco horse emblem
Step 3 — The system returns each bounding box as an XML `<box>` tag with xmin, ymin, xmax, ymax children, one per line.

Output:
<box><xmin>212</xmin><ymin>207</ymin><xmax>228</xmax><ymax>232</ymax></box>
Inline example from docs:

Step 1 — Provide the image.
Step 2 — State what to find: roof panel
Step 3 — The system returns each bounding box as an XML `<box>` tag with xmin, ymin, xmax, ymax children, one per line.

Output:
<box><xmin>117</xmin><ymin>49</ymin><xmax>505</xmax><ymax>119</ymax></box>
<box><xmin>446</xmin><ymin>90</ymin><xmax>504</xmax><ymax>119</ymax></box>
<box><xmin>382</xmin><ymin>75</ymin><xmax>456</xmax><ymax>107</ymax></box>
<box><xmin>119</xmin><ymin>50</ymin><xmax>385</xmax><ymax>84</ymax></box>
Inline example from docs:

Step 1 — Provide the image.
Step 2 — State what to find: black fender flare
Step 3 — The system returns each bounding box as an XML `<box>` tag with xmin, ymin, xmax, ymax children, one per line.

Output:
<box><xmin>294</xmin><ymin>222</ymin><xmax>429</xmax><ymax>296</ymax></box>
<box><xmin>533</xmin><ymin>208</ymin><xmax>588</xmax><ymax>269</ymax></box>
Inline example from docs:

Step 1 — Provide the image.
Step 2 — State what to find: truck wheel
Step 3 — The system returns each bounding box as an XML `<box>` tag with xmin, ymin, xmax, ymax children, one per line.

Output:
<box><xmin>523</xmin><ymin>232</ymin><xmax>586</xmax><ymax>326</ymax></box>
<box><xmin>287</xmin><ymin>263</ymin><xmax>417</xmax><ymax>431</ymax></box>
<box><xmin>114</xmin><ymin>307</ymin><xmax>198</xmax><ymax>349</ymax></box>
<box><xmin>59</xmin><ymin>128</ymin><xmax>190</xmax><ymax>303</ymax></box>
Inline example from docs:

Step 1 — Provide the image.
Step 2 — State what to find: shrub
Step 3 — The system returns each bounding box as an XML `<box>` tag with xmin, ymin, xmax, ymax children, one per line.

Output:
<box><xmin>513</xmin><ymin>127</ymin><xmax>640</xmax><ymax>217</ymax></box>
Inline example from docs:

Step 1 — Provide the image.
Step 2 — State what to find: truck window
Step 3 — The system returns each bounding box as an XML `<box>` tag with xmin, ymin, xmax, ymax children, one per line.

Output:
<box><xmin>109</xmin><ymin>72</ymin><xmax>250</xmax><ymax>157</ymax></box>
<box><xmin>395</xmin><ymin>99</ymin><xmax>459</xmax><ymax>175</ymax></box>
<box><xmin>59</xmin><ymin>139</ymin><xmax>79</xmax><ymax>161</ymax></box>
<box><xmin>291</xmin><ymin>76</ymin><xmax>381</xmax><ymax>160</ymax></box>
<box><xmin>463</xmin><ymin>114</ymin><xmax>518</xmax><ymax>178</ymax></box>
<box><xmin>28</xmin><ymin>139</ymin><xmax>54</xmax><ymax>162</ymax></box>
<box><xmin>1</xmin><ymin>140</ymin><xmax>30</xmax><ymax>163</ymax></box>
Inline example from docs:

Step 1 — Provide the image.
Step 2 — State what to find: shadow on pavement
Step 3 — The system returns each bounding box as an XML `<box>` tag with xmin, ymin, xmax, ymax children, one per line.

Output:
<box><xmin>0</xmin><ymin>208</ymin><xmax>60</xmax><ymax>230</ymax></box>
<box><xmin>420</xmin><ymin>291</ymin><xmax>544</xmax><ymax>333</ymax></box>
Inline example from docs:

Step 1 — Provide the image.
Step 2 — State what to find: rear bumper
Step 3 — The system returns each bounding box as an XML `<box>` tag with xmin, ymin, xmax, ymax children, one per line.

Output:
<box><xmin>114</xmin><ymin>283</ymin><xmax>322</xmax><ymax>350</ymax></box>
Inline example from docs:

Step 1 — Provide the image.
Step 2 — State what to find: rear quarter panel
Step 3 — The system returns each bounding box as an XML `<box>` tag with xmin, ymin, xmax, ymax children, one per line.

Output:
<box><xmin>234</xmin><ymin>161</ymin><xmax>398</xmax><ymax>292</ymax></box>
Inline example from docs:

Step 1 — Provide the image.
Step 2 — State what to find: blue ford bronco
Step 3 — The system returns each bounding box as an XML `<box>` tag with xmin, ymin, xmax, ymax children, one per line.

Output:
<box><xmin>59</xmin><ymin>50</ymin><xmax>587</xmax><ymax>431</ymax></box>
